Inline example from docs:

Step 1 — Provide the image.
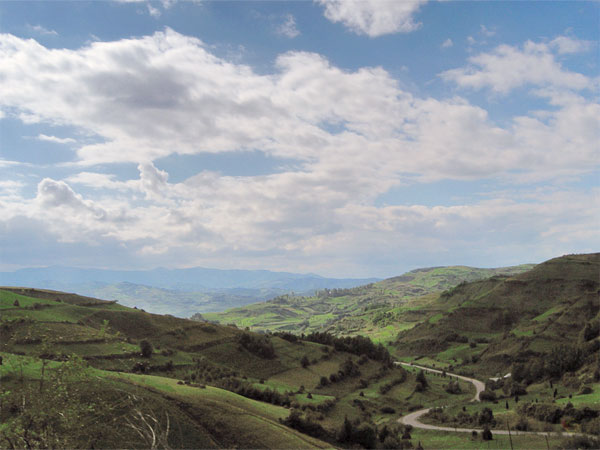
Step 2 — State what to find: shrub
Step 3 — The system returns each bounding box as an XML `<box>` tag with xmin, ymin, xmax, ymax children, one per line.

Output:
<box><xmin>416</xmin><ymin>370</ymin><xmax>428</xmax><ymax>387</ymax></box>
<box><xmin>479</xmin><ymin>390</ymin><xmax>497</xmax><ymax>401</ymax></box>
<box><xmin>482</xmin><ymin>426</ymin><xmax>493</xmax><ymax>441</ymax></box>
<box><xmin>445</xmin><ymin>380</ymin><xmax>462</xmax><ymax>394</ymax></box>
<box><xmin>560</xmin><ymin>435</ymin><xmax>600</xmax><ymax>449</ymax></box>
<box><xmin>478</xmin><ymin>407</ymin><xmax>494</xmax><ymax>426</ymax></box>
<box><xmin>380</xmin><ymin>406</ymin><xmax>396</xmax><ymax>414</ymax></box>
<box><xmin>515</xmin><ymin>417</ymin><xmax>529</xmax><ymax>431</ymax></box>
<box><xmin>140</xmin><ymin>340</ymin><xmax>153</xmax><ymax>358</ymax></box>
<box><xmin>380</xmin><ymin>371</ymin><xmax>407</xmax><ymax>394</ymax></box>
<box><xmin>237</xmin><ymin>333</ymin><xmax>275</xmax><ymax>359</ymax></box>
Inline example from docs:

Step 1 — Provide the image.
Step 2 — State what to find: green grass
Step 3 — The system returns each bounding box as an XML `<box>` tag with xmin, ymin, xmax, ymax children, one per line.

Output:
<box><xmin>556</xmin><ymin>388</ymin><xmax>600</xmax><ymax>407</ymax></box>
<box><xmin>109</xmin><ymin>372</ymin><xmax>331</xmax><ymax>449</ymax></box>
<box><xmin>410</xmin><ymin>428</ymin><xmax>565</xmax><ymax>449</ymax></box>
<box><xmin>0</xmin><ymin>290</ymin><xmax>59</xmax><ymax>309</ymax></box>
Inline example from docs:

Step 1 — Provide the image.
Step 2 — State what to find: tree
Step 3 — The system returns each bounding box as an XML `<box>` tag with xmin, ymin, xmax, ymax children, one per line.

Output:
<box><xmin>301</xmin><ymin>355</ymin><xmax>310</xmax><ymax>368</ymax></box>
<box><xmin>415</xmin><ymin>369</ymin><xmax>428</xmax><ymax>391</ymax></box>
<box><xmin>482</xmin><ymin>426</ymin><xmax>493</xmax><ymax>441</ymax></box>
<box><xmin>140</xmin><ymin>340</ymin><xmax>153</xmax><ymax>358</ymax></box>
<box><xmin>478</xmin><ymin>407</ymin><xmax>494</xmax><ymax>425</ymax></box>
<box><xmin>338</xmin><ymin>416</ymin><xmax>353</xmax><ymax>443</ymax></box>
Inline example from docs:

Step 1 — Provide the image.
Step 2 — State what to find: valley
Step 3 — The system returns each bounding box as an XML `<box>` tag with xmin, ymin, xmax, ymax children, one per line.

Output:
<box><xmin>0</xmin><ymin>254</ymin><xmax>598</xmax><ymax>449</ymax></box>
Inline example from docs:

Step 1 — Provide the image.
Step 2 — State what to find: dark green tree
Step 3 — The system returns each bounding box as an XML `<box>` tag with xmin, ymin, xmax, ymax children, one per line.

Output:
<box><xmin>140</xmin><ymin>339</ymin><xmax>153</xmax><ymax>358</ymax></box>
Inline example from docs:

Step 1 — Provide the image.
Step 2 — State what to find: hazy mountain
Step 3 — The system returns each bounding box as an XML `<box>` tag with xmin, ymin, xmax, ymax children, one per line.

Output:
<box><xmin>0</xmin><ymin>266</ymin><xmax>379</xmax><ymax>316</ymax></box>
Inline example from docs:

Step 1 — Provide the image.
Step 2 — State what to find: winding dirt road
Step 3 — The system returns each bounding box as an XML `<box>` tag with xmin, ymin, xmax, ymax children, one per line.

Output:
<box><xmin>395</xmin><ymin>362</ymin><xmax>580</xmax><ymax>437</ymax></box>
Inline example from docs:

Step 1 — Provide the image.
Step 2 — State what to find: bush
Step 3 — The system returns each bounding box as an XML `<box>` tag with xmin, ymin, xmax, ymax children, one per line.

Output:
<box><xmin>140</xmin><ymin>340</ymin><xmax>153</xmax><ymax>358</ymax></box>
<box><xmin>380</xmin><ymin>406</ymin><xmax>396</xmax><ymax>414</ymax></box>
<box><xmin>482</xmin><ymin>426</ymin><xmax>493</xmax><ymax>441</ymax></box>
<box><xmin>415</xmin><ymin>370</ymin><xmax>428</xmax><ymax>392</ymax></box>
<box><xmin>479</xmin><ymin>390</ymin><xmax>497</xmax><ymax>401</ymax></box>
<box><xmin>478</xmin><ymin>407</ymin><xmax>494</xmax><ymax>426</ymax></box>
<box><xmin>559</xmin><ymin>436</ymin><xmax>600</xmax><ymax>449</ymax></box>
<box><xmin>237</xmin><ymin>333</ymin><xmax>275</xmax><ymax>359</ymax></box>
<box><xmin>515</xmin><ymin>416</ymin><xmax>529</xmax><ymax>431</ymax></box>
<box><xmin>445</xmin><ymin>380</ymin><xmax>462</xmax><ymax>394</ymax></box>
<box><xmin>380</xmin><ymin>371</ymin><xmax>407</xmax><ymax>394</ymax></box>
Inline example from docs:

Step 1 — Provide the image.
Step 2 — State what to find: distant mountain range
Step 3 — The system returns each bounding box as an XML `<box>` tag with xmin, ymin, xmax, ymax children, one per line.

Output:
<box><xmin>0</xmin><ymin>266</ymin><xmax>379</xmax><ymax>317</ymax></box>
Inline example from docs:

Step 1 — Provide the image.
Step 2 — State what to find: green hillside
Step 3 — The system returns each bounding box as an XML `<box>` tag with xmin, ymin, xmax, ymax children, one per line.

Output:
<box><xmin>1</xmin><ymin>255</ymin><xmax>598</xmax><ymax>449</ymax></box>
<box><xmin>394</xmin><ymin>253</ymin><xmax>600</xmax><ymax>377</ymax></box>
<box><xmin>0</xmin><ymin>287</ymin><xmax>414</xmax><ymax>449</ymax></box>
<box><xmin>199</xmin><ymin>264</ymin><xmax>534</xmax><ymax>341</ymax></box>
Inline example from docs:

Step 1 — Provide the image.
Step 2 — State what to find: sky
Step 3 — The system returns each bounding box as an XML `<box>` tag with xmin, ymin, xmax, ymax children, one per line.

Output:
<box><xmin>0</xmin><ymin>0</ymin><xmax>598</xmax><ymax>278</ymax></box>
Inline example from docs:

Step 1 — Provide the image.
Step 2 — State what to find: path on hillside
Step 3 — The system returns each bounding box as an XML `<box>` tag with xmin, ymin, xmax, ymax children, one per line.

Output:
<box><xmin>395</xmin><ymin>362</ymin><xmax>579</xmax><ymax>437</ymax></box>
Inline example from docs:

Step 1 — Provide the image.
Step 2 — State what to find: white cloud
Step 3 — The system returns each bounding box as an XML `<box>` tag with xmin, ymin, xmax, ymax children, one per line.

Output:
<box><xmin>147</xmin><ymin>3</ymin><xmax>161</xmax><ymax>17</ymax></box>
<box><xmin>276</xmin><ymin>14</ymin><xmax>300</xmax><ymax>38</ymax></box>
<box><xmin>441</xmin><ymin>38</ymin><xmax>453</xmax><ymax>48</ymax></box>
<box><xmin>316</xmin><ymin>0</ymin><xmax>427</xmax><ymax>37</ymax></box>
<box><xmin>0</xmin><ymin>30</ymin><xmax>597</xmax><ymax>274</ymax></box>
<box><xmin>549</xmin><ymin>36</ymin><xmax>592</xmax><ymax>54</ymax></box>
<box><xmin>441</xmin><ymin>37</ymin><xmax>593</xmax><ymax>93</ymax></box>
<box><xmin>28</xmin><ymin>25</ymin><xmax>58</xmax><ymax>36</ymax></box>
<box><xmin>36</xmin><ymin>134</ymin><xmax>76</xmax><ymax>144</ymax></box>
<box><xmin>479</xmin><ymin>25</ymin><xmax>496</xmax><ymax>37</ymax></box>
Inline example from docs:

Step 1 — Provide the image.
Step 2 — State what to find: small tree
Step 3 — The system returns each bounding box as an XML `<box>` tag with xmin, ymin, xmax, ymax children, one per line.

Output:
<box><xmin>13</xmin><ymin>299</ymin><xmax>19</xmax><ymax>307</ymax></box>
<box><xmin>301</xmin><ymin>355</ymin><xmax>310</xmax><ymax>368</ymax></box>
<box><xmin>140</xmin><ymin>340</ymin><xmax>153</xmax><ymax>358</ymax></box>
<box><xmin>482</xmin><ymin>425</ymin><xmax>493</xmax><ymax>441</ymax></box>
<box><xmin>416</xmin><ymin>370</ymin><xmax>428</xmax><ymax>386</ymax></box>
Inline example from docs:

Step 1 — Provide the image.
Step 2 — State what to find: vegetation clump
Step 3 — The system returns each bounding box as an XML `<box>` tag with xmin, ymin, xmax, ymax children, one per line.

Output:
<box><xmin>304</xmin><ymin>332</ymin><xmax>392</xmax><ymax>364</ymax></box>
<box><xmin>237</xmin><ymin>332</ymin><xmax>275</xmax><ymax>359</ymax></box>
<box><xmin>139</xmin><ymin>339</ymin><xmax>153</xmax><ymax>358</ymax></box>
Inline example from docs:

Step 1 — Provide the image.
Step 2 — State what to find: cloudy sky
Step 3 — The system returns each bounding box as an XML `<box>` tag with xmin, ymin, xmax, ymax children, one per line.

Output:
<box><xmin>0</xmin><ymin>1</ymin><xmax>598</xmax><ymax>277</ymax></box>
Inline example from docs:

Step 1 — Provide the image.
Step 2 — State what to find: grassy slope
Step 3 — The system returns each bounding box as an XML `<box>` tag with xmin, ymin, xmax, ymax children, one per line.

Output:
<box><xmin>394</xmin><ymin>253</ymin><xmax>600</xmax><ymax>374</ymax></box>
<box><xmin>201</xmin><ymin>264</ymin><xmax>534</xmax><ymax>340</ymax></box>
<box><xmin>0</xmin><ymin>353</ymin><xmax>330</xmax><ymax>449</ymax></box>
<box><xmin>1</xmin><ymin>288</ymin><xmax>403</xmax><ymax>448</ymax></box>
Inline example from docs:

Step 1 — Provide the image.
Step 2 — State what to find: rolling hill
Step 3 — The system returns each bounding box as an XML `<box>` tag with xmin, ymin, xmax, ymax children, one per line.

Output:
<box><xmin>0</xmin><ymin>287</ymin><xmax>410</xmax><ymax>448</ymax></box>
<box><xmin>394</xmin><ymin>253</ymin><xmax>600</xmax><ymax>376</ymax></box>
<box><xmin>1</xmin><ymin>254</ymin><xmax>598</xmax><ymax>449</ymax></box>
<box><xmin>198</xmin><ymin>264</ymin><xmax>534</xmax><ymax>340</ymax></box>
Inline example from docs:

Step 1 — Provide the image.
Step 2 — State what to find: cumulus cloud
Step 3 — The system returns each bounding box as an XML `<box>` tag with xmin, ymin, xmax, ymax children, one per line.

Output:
<box><xmin>316</xmin><ymin>0</ymin><xmax>427</xmax><ymax>37</ymax></box>
<box><xmin>549</xmin><ymin>36</ymin><xmax>592</xmax><ymax>54</ymax></box>
<box><xmin>441</xmin><ymin>37</ymin><xmax>593</xmax><ymax>94</ymax></box>
<box><xmin>0</xmin><ymin>30</ymin><xmax>597</xmax><ymax>274</ymax></box>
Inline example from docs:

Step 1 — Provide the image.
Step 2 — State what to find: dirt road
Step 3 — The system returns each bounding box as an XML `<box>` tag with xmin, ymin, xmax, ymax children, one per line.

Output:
<box><xmin>396</xmin><ymin>362</ymin><xmax>580</xmax><ymax>437</ymax></box>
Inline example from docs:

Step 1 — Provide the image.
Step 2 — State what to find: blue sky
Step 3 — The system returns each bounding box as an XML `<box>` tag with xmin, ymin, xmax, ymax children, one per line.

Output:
<box><xmin>0</xmin><ymin>0</ymin><xmax>598</xmax><ymax>277</ymax></box>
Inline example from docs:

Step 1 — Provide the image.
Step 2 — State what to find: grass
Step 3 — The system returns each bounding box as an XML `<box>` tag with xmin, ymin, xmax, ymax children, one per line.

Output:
<box><xmin>556</xmin><ymin>389</ymin><xmax>600</xmax><ymax>407</ymax></box>
<box><xmin>109</xmin><ymin>372</ymin><xmax>332</xmax><ymax>449</ymax></box>
<box><xmin>410</xmin><ymin>428</ymin><xmax>565</xmax><ymax>449</ymax></box>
